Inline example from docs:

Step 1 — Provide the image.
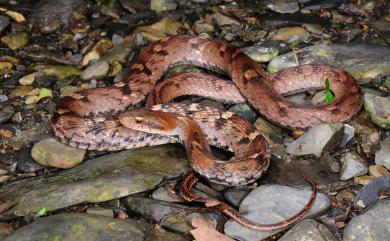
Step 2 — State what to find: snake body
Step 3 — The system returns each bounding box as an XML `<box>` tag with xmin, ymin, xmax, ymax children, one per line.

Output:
<box><xmin>52</xmin><ymin>35</ymin><xmax>362</xmax><ymax>230</ymax></box>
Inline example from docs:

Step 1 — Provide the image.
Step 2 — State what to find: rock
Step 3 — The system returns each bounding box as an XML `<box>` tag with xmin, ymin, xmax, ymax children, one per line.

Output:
<box><xmin>353</xmin><ymin>176</ymin><xmax>390</xmax><ymax>207</ymax></box>
<box><xmin>29</xmin><ymin>0</ymin><xmax>87</xmax><ymax>33</ymax></box>
<box><xmin>33</xmin><ymin>64</ymin><xmax>81</xmax><ymax>83</ymax></box>
<box><xmin>368</xmin><ymin>165</ymin><xmax>390</xmax><ymax>177</ymax></box>
<box><xmin>101</xmin><ymin>39</ymin><xmax>135</xmax><ymax>64</ymax></box>
<box><xmin>150</xmin><ymin>0</ymin><xmax>177</xmax><ymax>12</ymax></box>
<box><xmin>354</xmin><ymin>175</ymin><xmax>375</xmax><ymax>185</ymax></box>
<box><xmin>339</xmin><ymin>124</ymin><xmax>355</xmax><ymax>148</ymax></box>
<box><xmin>112</xmin><ymin>34</ymin><xmax>124</xmax><ymax>45</ymax></box>
<box><xmin>11</xmin><ymin>86</ymin><xmax>34</xmax><ymax>98</ymax></box>
<box><xmin>3</xmin><ymin>213</ymin><xmax>152</xmax><ymax>241</ymax></box>
<box><xmin>286</xmin><ymin>123</ymin><xmax>344</xmax><ymax>157</ymax></box>
<box><xmin>340</xmin><ymin>151</ymin><xmax>368</xmax><ymax>180</ymax></box>
<box><xmin>145</xmin><ymin>227</ymin><xmax>187</xmax><ymax>241</ymax></box>
<box><xmin>375</xmin><ymin>137</ymin><xmax>390</xmax><ymax>171</ymax></box>
<box><xmin>17</xmin><ymin>145</ymin><xmax>44</xmax><ymax>173</ymax></box>
<box><xmin>223</xmin><ymin>188</ymin><xmax>251</xmax><ymax>208</ymax></box>
<box><xmin>363</xmin><ymin>94</ymin><xmax>390</xmax><ymax>129</ymax></box>
<box><xmin>123</xmin><ymin>196</ymin><xmax>225</xmax><ymax>234</ymax></box>
<box><xmin>0</xmin><ymin>105</ymin><xmax>14</xmax><ymax>124</ymax></box>
<box><xmin>265</xmin><ymin>0</ymin><xmax>299</xmax><ymax>14</ymax></box>
<box><xmin>136</xmin><ymin>17</ymin><xmax>184</xmax><ymax>42</ymax></box>
<box><xmin>19</xmin><ymin>73</ymin><xmax>36</xmax><ymax>86</ymax></box>
<box><xmin>1</xmin><ymin>32</ymin><xmax>28</xmax><ymax>50</ymax></box>
<box><xmin>207</xmin><ymin>12</ymin><xmax>241</xmax><ymax>26</ymax></box>
<box><xmin>81</xmin><ymin>60</ymin><xmax>110</xmax><ymax>80</ymax></box>
<box><xmin>242</xmin><ymin>44</ymin><xmax>279</xmax><ymax>63</ymax></box>
<box><xmin>152</xmin><ymin>186</ymin><xmax>182</xmax><ymax>202</ymax></box>
<box><xmin>267</xmin><ymin>44</ymin><xmax>390</xmax><ymax>83</ymax></box>
<box><xmin>0</xmin><ymin>15</ymin><xmax>10</xmax><ymax>35</ymax></box>
<box><xmin>228</xmin><ymin>104</ymin><xmax>257</xmax><ymax>122</ymax></box>
<box><xmin>31</xmin><ymin>138</ymin><xmax>86</xmax><ymax>168</ymax></box>
<box><xmin>253</xmin><ymin>116</ymin><xmax>282</xmax><ymax>144</ymax></box>
<box><xmin>0</xmin><ymin>146</ymin><xmax>190</xmax><ymax>216</ymax></box>
<box><xmin>272</xmin><ymin>27</ymin><xmax>310</xmax><ymax>43</ymax></box>
<box><xmin>86</xmin><ymin>207</ymin><xmax>113</xmax><ymax>217</ymax></box>
<box><xmin>278</xmin><ymin>219</ymin><xmax>338</xmax><ymax>241</ymax></box>
<box><xmin>224</xmin><ymin>185</ymin><xmax>330</xmax><ymax>241</ymax></box>
<box><xmin>344</xmin><ymin>199</ymin><xmax>390</xmax><ymax>241</ymax></box>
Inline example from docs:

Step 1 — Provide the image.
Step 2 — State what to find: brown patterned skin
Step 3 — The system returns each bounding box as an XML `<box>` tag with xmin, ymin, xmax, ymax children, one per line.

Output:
<box><xmin>52</xmin><ymin>35</ymin><xmax>362</xmax><ymax>231</ymax></box>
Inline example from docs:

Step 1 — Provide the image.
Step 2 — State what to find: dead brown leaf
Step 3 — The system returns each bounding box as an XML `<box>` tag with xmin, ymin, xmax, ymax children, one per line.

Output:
<box><xmin>190</xmin><ymin>217</ymin><xmax>234</xmax><ymax>241</ymax></box>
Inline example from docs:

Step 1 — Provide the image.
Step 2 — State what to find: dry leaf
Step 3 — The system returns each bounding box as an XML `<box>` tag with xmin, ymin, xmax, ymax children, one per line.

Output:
<box><xmin>190</xmin><ymin>217</ymin><xmax>234</xmax><ymax>241</ymax></box>
<box><xmin>0</xmin><ymin>7</ymin><xmax>26</xmax><ymax>23</ymax></box>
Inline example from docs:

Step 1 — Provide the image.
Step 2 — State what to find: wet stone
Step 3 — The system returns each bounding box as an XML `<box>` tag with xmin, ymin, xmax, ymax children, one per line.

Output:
<box><xmin>152</xmin><ymin>186</ymin><xmax>182</xmax><ymax>202</ymax></box>
<box><xmin>363</xmin><ymin>94</ymin><xmax>390</xmax><ymax>129</ymax></box>
<box><xmin>0</xmin><ymin>15</ymin><xmax>10</xmax><ymax>35</ymax></box>
<box><xmin>242</xmin><ymin>44</ymin><xmax>279</xmax><ymax>63</ymax></box>
<box><xmin>344</xmin><ymin>199</ymin><xmax>390</xmax><ymax>241</ymax></box>
<box><xmin>123</xmin><ymin>196</ymin><xmax>225</xmax><ymax>234</ymax></box>
<box><xmin>0</xmin><ymin>105</ymin><xmax>14</xmax><ymax>124</ymax></box>
<box><xmin>353</xmin><ymin>176</ymin><xmax>390</xmax><ymax>207</ymax></box>
<box><xmin>272</xmin><ymin>27</ymin><xmax>310</xmax><ymax>43</ymax></box>
<box><xmin>29</xmin><ymin>0</ymin><xmax>87</xmax><ymax>33</ymax></box>
<box><xmin>375</xmin><ymin>137</ymin><xmax>390</xmax><ymax>170</ymax></box>
<box><xmin>368</xmin><ymin>165</ymin><xmax>390</xmax><ymax>177</ymax></box>
<box><xmin>340</xmin><ymin>151</ymin><xmax>368</xmax><ymax>181</ymax></box>
<box><xmin>286</xmin><ymin>123</ymin><xmax>344</xmax><ymax>157</ymax></box>
<box><xmin>150</xmin><ymin>0</ymin><xmax>178</xmax><ymax>12</ymax></box>
<box><xmin>278</xmin><ymin>219</ymin><xmax>338</xmax><ymax>241</ymax></box>
<box><xmin>3</xmin><ymin>213</ymin><xmax>152</xmax><ymax>241</ymax></box>
<box><xmin>145</xmin><ymin>227</ymin><xmax>187</xmax><ymax>241</ymax></box>
<box><xmin>81</xmin><ymin>60</ymin><xmax>110</xmax><ymax>80</ymax></box>
<box><xmin>267</xmin><ymin>44</ymin><xmax>390</xmax><ymax>82</ymax></box>
<box><xmin>339</xmin><ymin>124</ymin><xmax>355</xmax><ymax>148</ymax></box>
<box><xmin>224</xmin><ymin>184</ymin><xmax>330</xmax><ymax>241</ymax></box>
<box><xmin>86</xmin><ymin>207</ymin><xmax>114</xmax><ymax>218</ymax></box>
<box><xmin>222</xmin><ymin>188</ymin><xmax>251</xmax><ymax>208</ymax></box>
<box><xmin>31</xmin><ymin>138</ymin><xmax>86</xmax><ymax>168</ymax></box>
<box><xmin>0</xmin><ymin>145</ymin><xmax>190</xmax><ymax>216</ymax></box>
<box><xmin>17</xmin><ymin>145</ymin><xmax>45</xmax><ymax>173</ymax></box>
<box><xmin>265</xmin><ymin>0</ymin><xmax>299</xmax><ymax>14</ymax></box>
<box><xmin>1</xmin><ymin>32</ymin><xmax>28</xmax><ymax>50</ymax></box>
<box><xmin>19</xmin><ymin>73</ymin><xmax>35</xmax><ymax>86</ymax></box>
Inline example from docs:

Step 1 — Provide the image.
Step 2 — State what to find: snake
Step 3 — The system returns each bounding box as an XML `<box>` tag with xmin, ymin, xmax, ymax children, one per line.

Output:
<box><xmin>51</xmin><ymin>35</ymin><xmax>362</xmax><ymax>231</ymax></box>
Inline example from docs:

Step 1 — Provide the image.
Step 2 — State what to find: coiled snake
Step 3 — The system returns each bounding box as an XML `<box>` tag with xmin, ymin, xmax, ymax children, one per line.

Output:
<box><xmin>52</xmin><ymin>35</ymin><xmax>362</xmax><ymax>231</ymax></box>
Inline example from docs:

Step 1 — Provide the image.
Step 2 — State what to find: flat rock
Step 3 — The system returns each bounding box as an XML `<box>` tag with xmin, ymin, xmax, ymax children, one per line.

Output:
<box><xmin>242</xmin><ymin>44</ymin><xmax>279</xmax><ymax>63</ymax></box>
<box><xmin>224</xmin><ymin>184</ymin><xmax>330</xmax><ymax>241</ymax></box>
<box><xmin>353</xmin><ymin>176</ymin><xmax>390</xmax><ymax>207</ymax></box>
<box><xmin>272</xmin><ymin>27</ymin><xmax>310</xmax><ymax>43</ymax></box>
<box><xmin>344</xmin><ymin>199</ymin><xmax>390</xmax><ymax>241</ymax></box>
<box><xmin>31</xmin><ymin>138</ymin><xmax>86</xmax><ymax>168</ymax></box>
<box><xmin>0</xmin><ymin>145</ymin><xmax>190</xmax><ymax>216</ymax></box>
<box><xmin>0</xmin><ymin>15</ymin><xmax>10</xmax><ymax>35</ymax></box>
<box><xmin>81</xmin><ymin>60</ymin><xmax>110</xmax><ymax>80</ymax></box>
<box><xmin>1</xmin><ymin>32</ymin><xmax>28</xmax><ymax>50</ymax></box>
<box><xmin>363</xmin><ymin>94</ymin><xmax>390</xmax><ymax>129</ymax></box>
<box><xmin>278</xmin><ymin>219</ymin><xmax>338</xmax><ymax>241</ymax></box>
<box><xmin>340</xmin><ymin>151</ymin><xmax>368</xmax><ymax>180</ymax></box>
<box><xmin>123</xmin><ymin>196</ymin><xmax>225</xmax><ymax>234</ymax></box>
<box><xmin>267</xmin><ymin>44</ymin><xmax>390</xmax><ymax>83</ymax></box>
<box><xmin>0</xmin><ymin>105</ymin><xmax>14</xmax><ymax>124</ymax></box>
<box><xmin>286</xmin><ymin>123</ymin><xmax>344</xmax><ymax>157</ymax></box>
<box><xmin>265</xmin><ymin>0</ymin><xmax>299</xmax><ymax>14</ymax></box>
<box><xmin>375</xmin><ymin>137</ymin><xmax>390</xmax><ymax>169</ymax></box>
<box><xmin>3</xmin><ymin>213</ymin><xmax>152</xmax><ymax>241</ymax></box>
<box><xmin>29</xmin><ymin>0</ymin><xmax>87</xmax><ymax>33</ymax></box>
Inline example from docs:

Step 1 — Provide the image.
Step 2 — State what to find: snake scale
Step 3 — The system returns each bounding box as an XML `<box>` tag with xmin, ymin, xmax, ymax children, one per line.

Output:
<box><xmin>52</xmin><ymin>35</ymin><xmax>362</xmax><ymax>230</ymax></box>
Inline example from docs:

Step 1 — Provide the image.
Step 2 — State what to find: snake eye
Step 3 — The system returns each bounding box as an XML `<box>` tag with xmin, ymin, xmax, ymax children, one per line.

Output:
<box><xmin>135</xmin><ymin>117</ymin><xmax>143</xmax><ymax>124</ymax></box>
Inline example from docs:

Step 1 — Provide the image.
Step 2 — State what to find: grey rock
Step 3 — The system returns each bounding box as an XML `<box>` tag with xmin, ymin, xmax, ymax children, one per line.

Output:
<box><xmin>223</xmin><ymin>188</ymin><xmax>251</xmax><ymax>208</ymax></box>
<box><xmin>286</xmin><ymin>123</ymin><xmax>344</xmax><ymax>157</ymax></box>
<box><xmin>152</xmin><ymin>186</ymin><xmax>182</xmax><ymax>202</ymax></box>
<box><xmin>267</xmin><ymin>44</ymin><xmax>390</xmax><ymax>83</ymax></box>
<box><xmin>0</xmin><ymin>146</ymin><xmax>190</xmax><ymax>216</ymax></box>
<box><xmin>123</xmin><ymin>196</ymin><xmax>225</xmax><ymax>234</ymax></box>
<box><xmin>81</xmin><ymin>60</ymin><xmax>110</xmax><ymax>80</ymax></box>
<box><xmin>224</xmin><ymin>185</ymin><xmax>330</xmax><ymax>241</ymax></box>
<box><xmin>112</xmin><ymin>34</ymin><xmax>124</xmax><ymax>46</ymax></box>
<box><xmin>86</xmin><ymin>207</ymin><xmax>114</xmax><ymax>218</ymax></box>
<box><xmin>353</xmin><ymin>176</ymin><xmax>390</xmax><ymax>207</ymax></box>
<box><xmin>339</xmin><ymin>124</ymin><xmax>355</xmax><ymax>148</ymax></box>
<box><xmin>17</xmin><ymin>145</ymin><xmax>44</xmax><ymax>173</ymax></box>
<box><xmin>344</xmin><ymin>199</ymin><xmax>390</xmax><ymax>241</ymax></box>
<box><xmin>3</xmin><ymin>213</ymin><xmax>152</xmax><ymax>241</ymax></box>
<box><xmin>145</xmin><ymin>227</ymin><xmax>187</xmax><ymax>241</ymax></box>
<box><xmin>363</xmin><ymin>94</ymin><xmax>390</xmax><ymax>129</ymax></box>
<box><xmin>0</xmin><ymin>15</ymin><xmax>10</xmax><ymax>35</ymax></box>
<box><xmin>29</xmin><ymin>0</ymin><xmax>87</xmax><ymax>33</ymax></box>
<box><xmin>340</xmin><ymin>151</ymin><xmax>368</xmax><ymax>180</ymax></box>
<box><xmin>375</xmin><ymin>137</ymin><xmax>390</xmax><ymax>169</ymax></box>
<box><xmin>278</xmin><ymin>219</ymin><xmax>338</xmax><ymax>241</ymax></box>
<box><xmin>265</xmin><ymin>0</ymin><xmax>299</xmax><ymax>14</ymax></box>
<box><xmin>0</xmin><ymin>105</ymin><xmax>14</xmax><ymax>124</ymax></box>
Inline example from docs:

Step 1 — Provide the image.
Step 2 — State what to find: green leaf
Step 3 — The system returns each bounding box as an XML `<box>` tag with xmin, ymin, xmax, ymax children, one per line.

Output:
<box><xmin>290</xmin><ymin>39</ymin><xmax>301</xmax><ymax>48</ymax></box>
<box><xmin>325</xmin><ymin>78</ymin><xmax>335</xmax><ymax>103</ymax></box>
<box><xmin>37</xmin><ymin>87</ymin><xmax>53</xmax><ymax>101</ymax></box>
<box><xmin>37</xmin><ymin>207</ymin><xmax>47</xmax><ymax>217</ymax></box>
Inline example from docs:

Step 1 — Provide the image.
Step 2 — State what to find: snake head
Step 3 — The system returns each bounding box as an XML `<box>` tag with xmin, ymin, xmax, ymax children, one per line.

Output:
<box><xmin>119</xmin><ymin>109</ymin><xmax>178</xmax><ymax>135</ymax></box>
